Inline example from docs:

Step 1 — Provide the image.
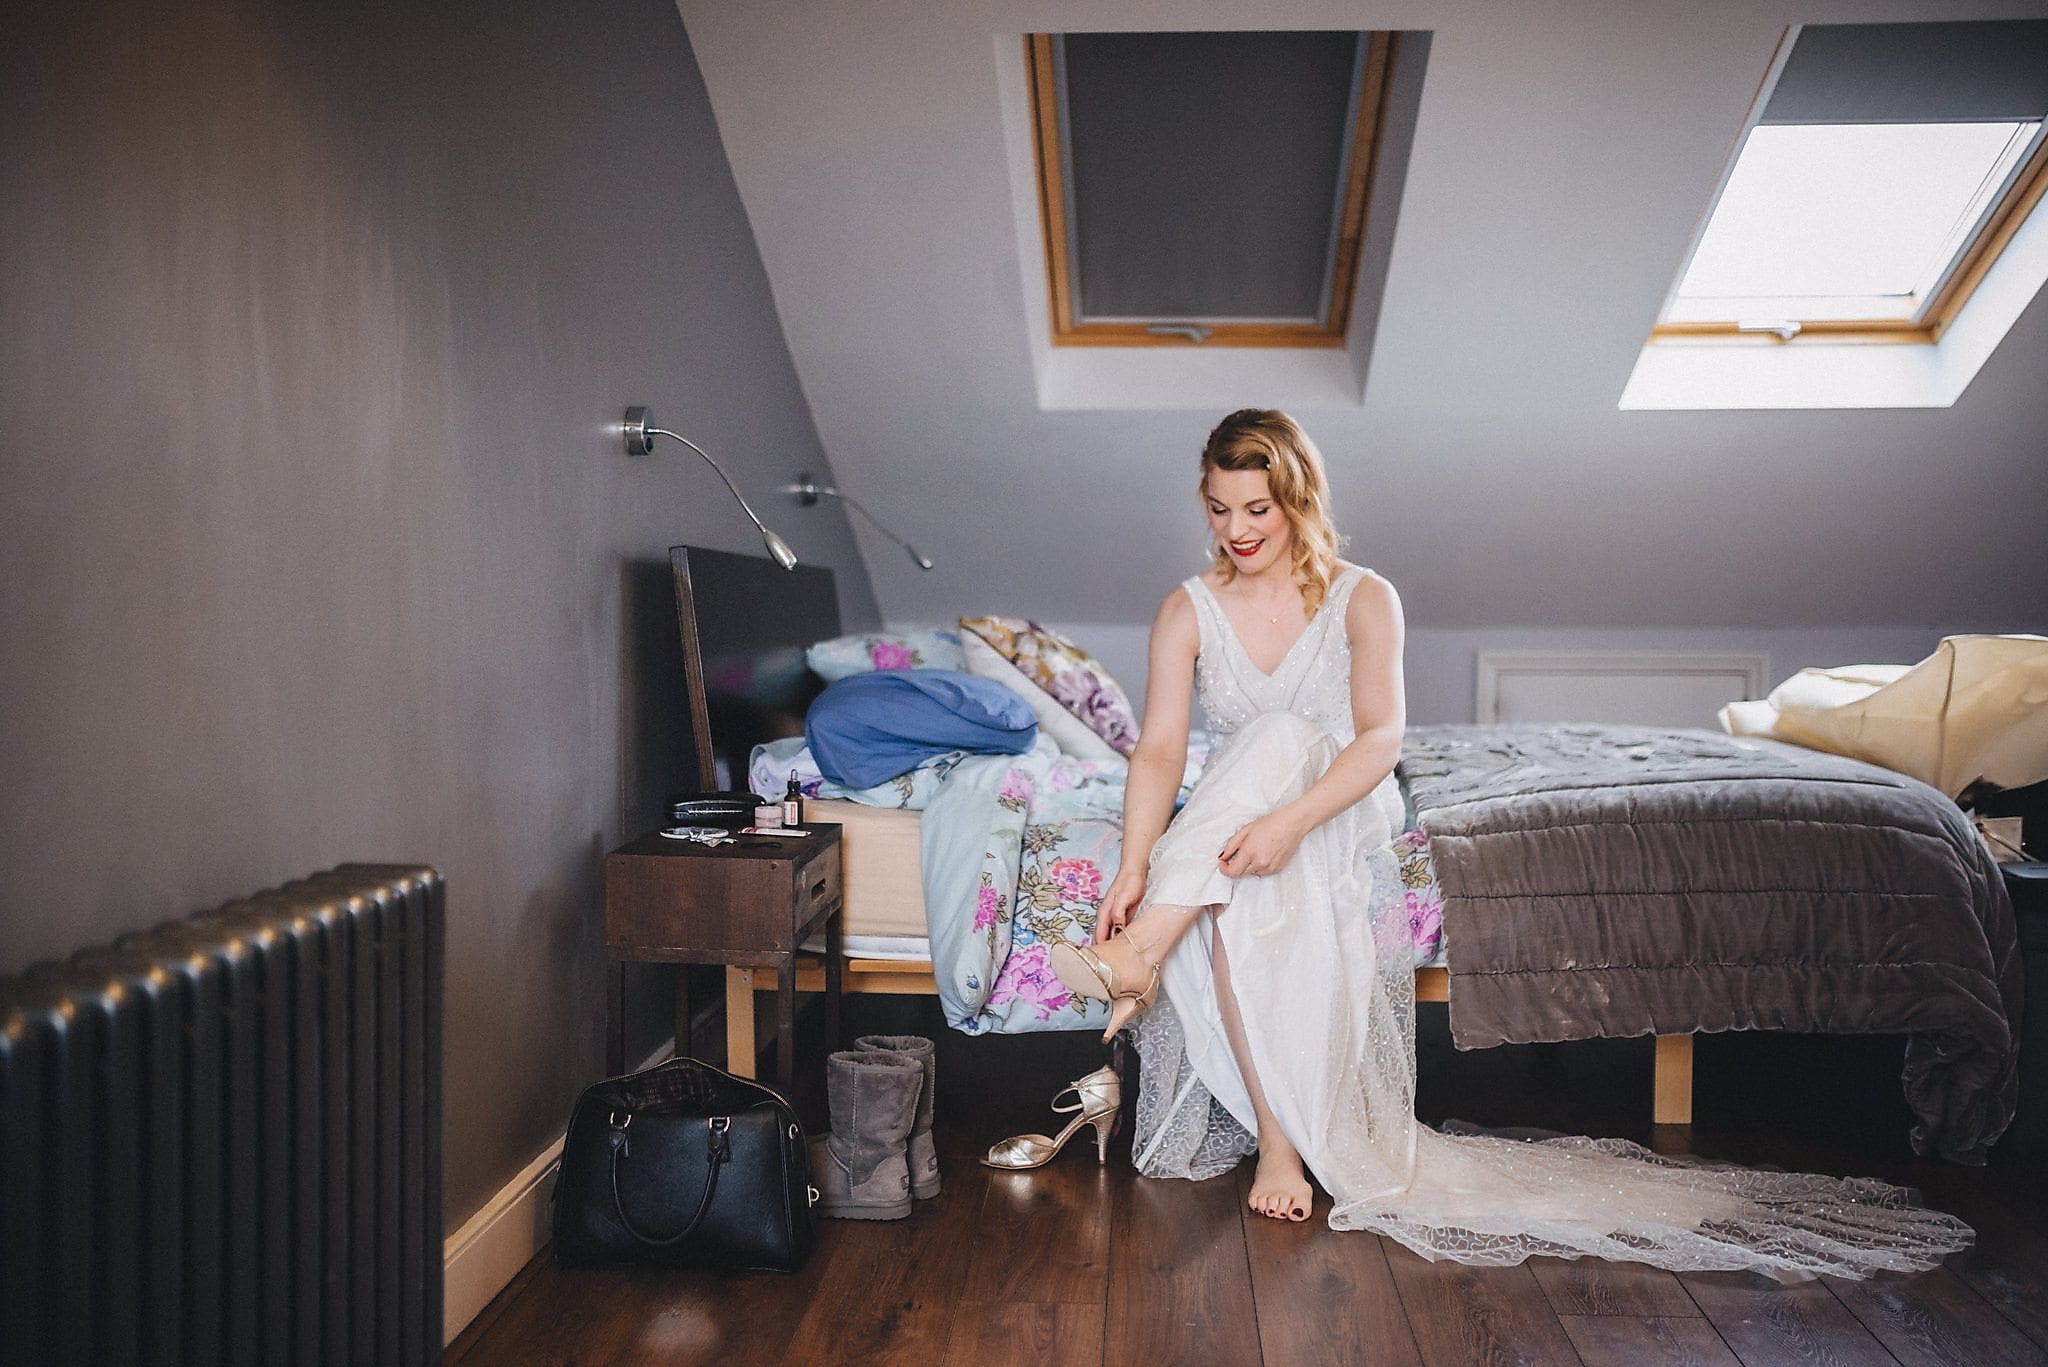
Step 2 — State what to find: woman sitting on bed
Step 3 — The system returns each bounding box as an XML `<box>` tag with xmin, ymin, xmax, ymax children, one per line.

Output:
<box><xmin>1054</xmin><ymin>406</ymin><xmax>1405</xmax><ymax>1222</ymax></box>
<box><xmin>1049</xmin><ymin>408</ymin><xmax>1972</xmax><ymax>1276</ymax></box>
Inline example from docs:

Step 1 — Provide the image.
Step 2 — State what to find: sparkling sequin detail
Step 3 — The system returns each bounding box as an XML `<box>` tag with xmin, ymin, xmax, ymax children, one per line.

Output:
<box><xmin>1186</xmin><ymin>568</ymin><xmax>1362</xmax><ymax>746</ymax></box>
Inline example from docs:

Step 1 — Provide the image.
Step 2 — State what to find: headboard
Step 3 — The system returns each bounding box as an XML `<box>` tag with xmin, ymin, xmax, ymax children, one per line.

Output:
<box><xmin>669</xmin><ymin>545</ymin><xmax>841</xmax><ymax>793</ymax></box>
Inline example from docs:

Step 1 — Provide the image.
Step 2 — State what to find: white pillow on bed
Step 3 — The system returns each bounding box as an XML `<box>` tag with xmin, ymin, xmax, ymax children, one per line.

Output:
<box><xmin>960</xmin><ymin>632</ymin><xmax>1125</xmax><ymax>764</ymax></box>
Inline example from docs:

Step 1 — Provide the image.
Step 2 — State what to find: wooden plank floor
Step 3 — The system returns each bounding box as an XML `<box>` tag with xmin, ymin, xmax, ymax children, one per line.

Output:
<box><xmin>452</xmin><ymin>998</ymin><xmax>2048</xmax><ymax>1367</ymax></box>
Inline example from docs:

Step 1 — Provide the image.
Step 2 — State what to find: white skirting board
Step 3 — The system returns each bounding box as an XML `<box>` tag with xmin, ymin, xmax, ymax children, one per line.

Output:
<box><xmin>442</xmin><ymin>1037</ymin><xmax>676</xmax><ymax>1345</ymax></box>
<box><xmin>441</xmin><ymin>1134</ymin><xmax>564</xmax><ymax>1346</ymax></box>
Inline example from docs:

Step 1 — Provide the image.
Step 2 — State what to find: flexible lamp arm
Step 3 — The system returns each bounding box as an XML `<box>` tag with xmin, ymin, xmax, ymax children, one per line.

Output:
<box><xmin>790</xmin><ymin>474</ymin><xmax>933</xmax><ymax>571</ymax></box>
<box><xmin>622</xmin><ymin>407</ymin><xmax>797</xmax><ymax>570</ymax></box>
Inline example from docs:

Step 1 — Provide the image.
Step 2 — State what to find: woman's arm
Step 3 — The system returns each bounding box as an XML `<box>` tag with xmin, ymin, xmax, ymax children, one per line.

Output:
<box><xmin>1096</xmin><ymin>588</ymin><xmax>1199</xmax><ymax>937</ymax></box>
<box><xmin>1218</xmin><ymin>574</ymin><xmax>1406</xmax><ymax>877</ymax></box>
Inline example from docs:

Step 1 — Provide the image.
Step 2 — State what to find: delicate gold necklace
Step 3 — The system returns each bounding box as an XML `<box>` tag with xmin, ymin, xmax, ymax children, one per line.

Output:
<box><xmin>1227</xmin><ymin>573</ymin><xmax>1300</xmax><ymax>624</ymax></box>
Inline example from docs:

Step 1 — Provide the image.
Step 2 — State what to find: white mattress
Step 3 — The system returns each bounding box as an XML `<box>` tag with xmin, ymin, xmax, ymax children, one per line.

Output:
<box><xmin>806</xmin><ymin>798</ymin><xmax>929</xmax><ymax>950</ymax></box>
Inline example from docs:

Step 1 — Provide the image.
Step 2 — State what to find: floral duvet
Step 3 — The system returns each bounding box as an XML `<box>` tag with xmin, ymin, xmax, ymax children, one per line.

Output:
<box><xmin>753</xmin><ymin>736</ymin><xmax>1445</xmax><ymax>1036</ymax></box>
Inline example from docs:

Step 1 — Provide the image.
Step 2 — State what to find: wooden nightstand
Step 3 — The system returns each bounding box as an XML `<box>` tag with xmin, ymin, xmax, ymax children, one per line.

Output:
<box><xmin>604</xmin><ymin>824</ymin><xmax>843</xmax><ymax>1088</ymax></box>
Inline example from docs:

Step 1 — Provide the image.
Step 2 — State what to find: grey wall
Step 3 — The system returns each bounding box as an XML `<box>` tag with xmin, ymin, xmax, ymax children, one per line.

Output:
<box><xmin>0</xmin><ymin>0</ymin><xmax>879</xmax><ymax>1229</ymax></box>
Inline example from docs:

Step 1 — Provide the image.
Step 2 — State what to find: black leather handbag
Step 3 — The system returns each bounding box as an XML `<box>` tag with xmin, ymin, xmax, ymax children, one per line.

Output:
<box><xmin>552</xmin><ymin>1056</ymin><xmax>817</xmax><ymax>1271</ymax></box>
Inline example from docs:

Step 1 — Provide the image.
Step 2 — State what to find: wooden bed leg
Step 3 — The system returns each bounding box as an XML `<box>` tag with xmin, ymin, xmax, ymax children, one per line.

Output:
<box><xmin>726</xmin><ymin>966</ymin><xmax>757</xmax><ymax>1078</ymax></box>
<box><xmin>1653</xmin><ymin>1034</ymin><xmax>1694</xmax><ymax>1126</ymax></box>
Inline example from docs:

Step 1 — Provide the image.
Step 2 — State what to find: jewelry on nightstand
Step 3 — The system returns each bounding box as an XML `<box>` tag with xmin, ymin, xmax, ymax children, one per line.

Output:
<box><xmin>661</xmin><ymin>826</ymin><xmax>734</xmax><ymax>846</ymax></box>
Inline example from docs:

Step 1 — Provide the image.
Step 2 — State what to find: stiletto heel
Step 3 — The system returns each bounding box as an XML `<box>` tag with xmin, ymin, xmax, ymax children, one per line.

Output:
<box><xmin>1049</xmin><ymin>933</ymin><xmax>1163</xmax><ymax>1044</ymax></box>
<box><xmin>981</xmin><ymin>1066</ymin><xmax>1122</xmax><ymax>1170</ymax></box>
<box><xmin>1099</xmin><ymin>991</ymin><xmax>1152</xmax><ymax>1044</ymax></box>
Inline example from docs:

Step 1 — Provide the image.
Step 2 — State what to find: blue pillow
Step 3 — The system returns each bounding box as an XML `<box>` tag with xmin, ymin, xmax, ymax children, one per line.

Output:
<box><xmin>804</xmin><ymin>669</ymin><xmax>1037</xmax><ymax>789</ymax></box>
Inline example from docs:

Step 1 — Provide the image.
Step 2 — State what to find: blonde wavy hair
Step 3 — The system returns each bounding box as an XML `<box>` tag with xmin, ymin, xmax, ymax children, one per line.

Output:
<box><xmin>1199</xmin><ymin>408</ymin><xmax>1345</xmax><ymax>614</ymax></box>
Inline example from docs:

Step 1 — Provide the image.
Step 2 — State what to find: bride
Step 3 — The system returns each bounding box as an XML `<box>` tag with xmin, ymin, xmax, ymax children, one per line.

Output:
<box><xmin>1050</xmin><ymin>408</ymin><xmax>1972</xmax><ymax>1276</ymax></box>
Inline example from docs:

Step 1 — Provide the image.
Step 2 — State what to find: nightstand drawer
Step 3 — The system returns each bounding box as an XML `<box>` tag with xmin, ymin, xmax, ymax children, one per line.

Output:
<box><xmin>794</xmin><ymin>840</ymin><xmax>843</xmax><ymax>931</ymax></box>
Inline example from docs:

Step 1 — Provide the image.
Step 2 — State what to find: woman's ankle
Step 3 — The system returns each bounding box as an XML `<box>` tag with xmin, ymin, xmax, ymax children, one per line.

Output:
<box><xmin>1256</xmin><ymin>1123</ymin><xmax>1302</xmax><ymax>1165</ymax></box>
<box><xmin>1120</xmin><ymin>904</ymin><xmax>1199</xmax><ymax>964</ymax></box>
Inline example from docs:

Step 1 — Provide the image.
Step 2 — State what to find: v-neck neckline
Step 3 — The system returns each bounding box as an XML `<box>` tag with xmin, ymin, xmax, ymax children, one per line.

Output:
<box><xmin>1194</xmin><ymin>571</ymin><xmax>1348</xmax><ymax>681</ymax></box>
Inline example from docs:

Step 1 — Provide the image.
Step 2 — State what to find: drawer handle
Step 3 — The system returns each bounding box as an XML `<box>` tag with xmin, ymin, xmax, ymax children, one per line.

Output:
<box><xmin>810</xmin><ymin>878</ymin><xmax>828</xmax><ymax>899</ymax></box>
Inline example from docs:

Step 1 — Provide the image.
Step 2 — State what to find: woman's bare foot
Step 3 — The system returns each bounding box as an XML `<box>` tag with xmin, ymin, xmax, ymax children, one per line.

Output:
<box><xmin>1248</xmin><ymin>1131</ymin><xmax>1313</xmax><ymax>1222</ymax></box>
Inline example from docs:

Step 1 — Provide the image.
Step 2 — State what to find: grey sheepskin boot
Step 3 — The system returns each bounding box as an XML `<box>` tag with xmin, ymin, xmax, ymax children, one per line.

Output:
<box><xmin>854</xmin><ymin>1034</ymin><xmax>940</xmax><ymax>1198</ymax></box>
<box><xmin>807</xmin><ymin>1050</ymin><xmax>922</xmax><ymax>1220</ymax></box>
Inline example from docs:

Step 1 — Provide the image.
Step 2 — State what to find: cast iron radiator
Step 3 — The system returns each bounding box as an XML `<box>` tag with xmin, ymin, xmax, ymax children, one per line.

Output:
<box><xmin>0</xmin><ymin>864</ymin><xmax>445</xmax><ymax>1367</ymax></box>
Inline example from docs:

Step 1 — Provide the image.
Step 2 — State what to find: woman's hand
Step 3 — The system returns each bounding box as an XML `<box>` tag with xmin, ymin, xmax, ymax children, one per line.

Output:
<box><xmin>1094</xmin><ymin>865</ymin><xmax>1147</xmax><ymax>942</ymax></box>
<box><xmin>1219</xmin><ymin>807</ymin><xmax>1311</xmax><ymax>879</ymax></box>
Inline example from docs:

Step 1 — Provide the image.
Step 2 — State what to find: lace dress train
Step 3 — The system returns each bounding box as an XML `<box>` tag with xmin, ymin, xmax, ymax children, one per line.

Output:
<box><xmin>1127</xmin><ymin>566</ymin><xmax>1972</xmax><ymax>1278</ymax></box>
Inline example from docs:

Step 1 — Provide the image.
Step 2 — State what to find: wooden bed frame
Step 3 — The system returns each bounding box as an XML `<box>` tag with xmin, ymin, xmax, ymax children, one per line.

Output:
<box><xmin>725</xmin><ymin>959</ymin><xmax>1697</xmax><ymax>1126</ymax></box>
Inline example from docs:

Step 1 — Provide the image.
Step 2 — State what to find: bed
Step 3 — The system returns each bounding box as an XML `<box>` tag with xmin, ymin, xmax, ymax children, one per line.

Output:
<box><xmin>673</xmin><ymin>546</ymin><xmax>2020</xmax><ymax>1158</ymax></box>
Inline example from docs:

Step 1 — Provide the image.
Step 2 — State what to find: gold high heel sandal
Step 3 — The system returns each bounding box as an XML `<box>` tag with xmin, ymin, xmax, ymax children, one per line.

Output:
<box><xmin>1049</xmin><ymin>933</ymin><xmax>1162</xmax><ymax>1044</ymax></box>
<box><xmin>981</xmin><ymin>1066</ymin><xmax>1122</xmax><ymax>1170</ymax></box>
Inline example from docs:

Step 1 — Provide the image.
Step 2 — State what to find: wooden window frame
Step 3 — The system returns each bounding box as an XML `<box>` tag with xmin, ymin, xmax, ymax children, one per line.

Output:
<box><xmin>1025</xmin><ymin>31</ymin><xmax>1393</xmax><ymax>349</ymax></box>
<box><xmin>1650</xmin><ymin>100</ymin><xmax>2048</xmax><ymax>348</ymax></box>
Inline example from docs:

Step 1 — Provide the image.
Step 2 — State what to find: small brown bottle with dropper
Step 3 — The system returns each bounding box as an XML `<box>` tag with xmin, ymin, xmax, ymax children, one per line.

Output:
<box><xmin>782</xmin><ymin>771</ymin><xmax>804</xmax><ymax>827</ymax></box>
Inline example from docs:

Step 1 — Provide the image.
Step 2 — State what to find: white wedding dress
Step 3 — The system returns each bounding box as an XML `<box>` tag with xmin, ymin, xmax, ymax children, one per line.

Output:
<box><xmin>1127</xmin><ymin>565</ymin><xmax>1972</xmax><ymax>1276</ymax></box>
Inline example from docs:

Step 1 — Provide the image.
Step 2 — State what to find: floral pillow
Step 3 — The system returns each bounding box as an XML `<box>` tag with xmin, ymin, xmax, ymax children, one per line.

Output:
<box><xmin>957</xmin><ymin>616</ymin><xmax>1139</xmax><ymax>759</ymax></box>
<box><xmin>805</xmin><ymin>626</ymin><xmax>964</xmax><ymax>682</ymax></box>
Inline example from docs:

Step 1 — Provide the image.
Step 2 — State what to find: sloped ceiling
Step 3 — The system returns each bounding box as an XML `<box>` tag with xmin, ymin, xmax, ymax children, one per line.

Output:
<box><xmin>676</xmin><ymin>0</ymin><xmax>2048</xmax><ymax>632</ymax></box>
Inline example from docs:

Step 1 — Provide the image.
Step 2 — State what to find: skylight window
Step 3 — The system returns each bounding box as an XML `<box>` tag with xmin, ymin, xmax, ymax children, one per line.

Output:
<box><xmin>1652</xmin><ymin>19</ymin><xmax>2048</xmax><ymax>344</ymax></box>
<box><xmin>1025</xmin><ymin>31</ymin><xmax>1395</xmax><ymax>348</ymax></box>
<box><xmin>1670</xmin><ymin>122</ymin><xmax>2040</xmax><ymax>328</ymax></box>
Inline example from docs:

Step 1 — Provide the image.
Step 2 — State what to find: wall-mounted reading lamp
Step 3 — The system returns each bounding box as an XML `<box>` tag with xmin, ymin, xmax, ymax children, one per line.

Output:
<box><xmin>789</xmin><ymin>474</ymin><xmax>933</xmax><ymax>570</ymax></box>
<box><xmin>622</xmin><ymin>407</ymin><xmax>798</xmax><ymax>570</ymax></box>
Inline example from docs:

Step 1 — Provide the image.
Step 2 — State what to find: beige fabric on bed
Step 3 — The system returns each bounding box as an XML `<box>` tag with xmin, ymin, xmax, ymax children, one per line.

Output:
<box><xmin>806</xmin><ymin>798</ymin><xmax>927</xmax><ymax>938</ymax></box>
<box><xmin>1720</xmin><ymin>634</ymin><xmax>2048</xmax><ymax>796</ymax></box>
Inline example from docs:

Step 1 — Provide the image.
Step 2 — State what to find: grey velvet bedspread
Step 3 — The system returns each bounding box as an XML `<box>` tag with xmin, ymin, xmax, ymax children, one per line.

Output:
<box><xmin>1399</xmin><ymin>724</ymin><xmax>2021</xmax><ymax>1162</ymax></box>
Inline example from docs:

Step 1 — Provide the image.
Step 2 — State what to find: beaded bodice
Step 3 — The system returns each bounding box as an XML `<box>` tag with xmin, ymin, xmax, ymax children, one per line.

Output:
<box><xmin>1184</xmin><ymin>566</ymin><xmax>1366</xmax><ymax>745</ymax></box>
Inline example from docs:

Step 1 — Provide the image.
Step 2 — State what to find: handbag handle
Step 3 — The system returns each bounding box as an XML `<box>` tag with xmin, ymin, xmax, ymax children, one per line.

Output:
<box><xmin>606</xmin><ymin>1113</ymin><xmax>730</xmax><ymax>1247</ymax></box>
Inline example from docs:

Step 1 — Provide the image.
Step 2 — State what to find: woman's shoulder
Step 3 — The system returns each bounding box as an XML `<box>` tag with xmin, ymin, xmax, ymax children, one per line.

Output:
<box><xmin>1157</xmin><ymin>580</ymin><xmax>1202</xmax><ymax>625</ymax></box>
<box><xmin>1149</xmin><ymin>580</ymin><xmax>1202</xmax><ymax>659</ymax></box>
<box><xmin>1339</xmin><ymin>564</ymin><xmax>1403</xmax><ymax>632</ymax></box>
<box><xmin>1178</xmin><ymin>570</ymin><xmax>1229</xmax><ymax>613</ymax></box>
<box><xmin>1333</xmin><ymin>560</ymin><xmax>1392</xmax><ymax>592</ymax></box>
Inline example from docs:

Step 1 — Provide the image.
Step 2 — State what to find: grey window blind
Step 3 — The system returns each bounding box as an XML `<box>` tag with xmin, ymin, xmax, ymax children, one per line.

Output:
<box><xmin>1763</xmin><ymin>20</ymin><xmax>2048</xmax><ymax>125</ymax></box>
<box><xmin>1058</xmin><ymin>31</ymin><xmax>1367</xmax><ymax>324</ymax></box>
